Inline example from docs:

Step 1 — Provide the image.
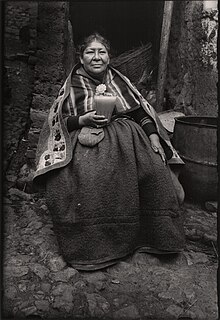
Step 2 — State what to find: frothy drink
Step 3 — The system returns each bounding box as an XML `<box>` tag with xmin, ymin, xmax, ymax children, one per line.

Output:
<box><xmin>94</xmin><ymin>95</ymin><xmax>116</xmax><ymax>123</ymax></box>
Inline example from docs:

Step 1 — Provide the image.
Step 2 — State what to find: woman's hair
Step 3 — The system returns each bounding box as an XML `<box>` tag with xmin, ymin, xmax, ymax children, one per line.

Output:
<box><xmin>77</xmin><ymin>32</ymin><xmax>111</xmax><ymax>57</ymax></box>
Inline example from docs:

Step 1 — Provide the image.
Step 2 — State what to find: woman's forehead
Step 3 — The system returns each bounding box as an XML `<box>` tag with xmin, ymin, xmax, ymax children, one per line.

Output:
<box><xmin>85</xmin><ymin>40</ymin><xmax>107</xmax><ymax>50</ymax></box>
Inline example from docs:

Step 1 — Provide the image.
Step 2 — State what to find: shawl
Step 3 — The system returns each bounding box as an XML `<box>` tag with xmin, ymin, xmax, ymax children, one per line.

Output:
<box><xmin>70</xmin><ymin>66</ymin><xmax>142</xmax><ymax>114</ymax></box>
<box><xmin>33</xmin><ymin>64</ymin><xmax>183</xmax><ymax>185</ymax></box>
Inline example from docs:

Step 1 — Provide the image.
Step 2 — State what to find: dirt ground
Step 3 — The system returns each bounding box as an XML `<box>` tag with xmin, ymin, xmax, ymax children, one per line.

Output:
<box><xmin>2</xmin><ymin>180</ymin><xmax>218</xmax><ymax>320</ymax></box>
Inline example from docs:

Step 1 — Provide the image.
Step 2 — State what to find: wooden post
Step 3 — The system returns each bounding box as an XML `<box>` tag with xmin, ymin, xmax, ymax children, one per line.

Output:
<box><xmin>156</xmin><ymin>1</ymin><xmax>174</xmax><ymax>112</ymax></box>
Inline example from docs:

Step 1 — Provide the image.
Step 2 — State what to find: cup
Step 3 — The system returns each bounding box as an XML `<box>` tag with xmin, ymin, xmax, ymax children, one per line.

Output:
<box><xmin>94</xmin><ymin>95</ymin><xmax>116</xmax><ymax>123</ymax></box>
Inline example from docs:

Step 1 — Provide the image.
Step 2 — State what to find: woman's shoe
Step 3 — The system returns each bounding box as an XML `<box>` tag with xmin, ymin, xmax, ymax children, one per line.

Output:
<box><xmin>136</xmin><ymin>246</ymin><xmax>182</xmax><ymax>255</ymax></box>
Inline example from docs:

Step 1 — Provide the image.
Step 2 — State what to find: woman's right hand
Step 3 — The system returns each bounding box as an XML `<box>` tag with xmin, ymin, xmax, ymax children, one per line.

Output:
<box><xmin>79</xmin><ymin>111</ymin><xmax>108</xmax><ymax>128</ymax></box>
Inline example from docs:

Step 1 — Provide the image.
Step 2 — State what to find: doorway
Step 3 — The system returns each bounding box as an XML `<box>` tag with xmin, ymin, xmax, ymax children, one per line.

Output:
<box><xmin>69</xmin><ymin>1</ymin><xmax>164</xmax><ymax>62</ymax></box>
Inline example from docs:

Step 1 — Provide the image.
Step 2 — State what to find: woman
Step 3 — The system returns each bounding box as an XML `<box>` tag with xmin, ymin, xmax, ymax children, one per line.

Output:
<box><xmin>34</xmin><ymin>33</ymin><xmax>185</xmax><ymax>271</ymax></box>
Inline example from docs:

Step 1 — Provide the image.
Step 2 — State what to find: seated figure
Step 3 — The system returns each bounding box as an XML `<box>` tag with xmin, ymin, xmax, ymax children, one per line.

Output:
<box><xmin>34</xmin><ymin>33</ymin><xmax>185</xmax><ymax>271</ymax></box>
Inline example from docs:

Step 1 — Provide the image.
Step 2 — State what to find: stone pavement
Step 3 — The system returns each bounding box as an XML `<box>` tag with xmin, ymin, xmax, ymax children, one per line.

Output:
<box><xmin>2</xmin><ymin>186</ymin><xmax>218</xmax><ymax>320</ymax></box>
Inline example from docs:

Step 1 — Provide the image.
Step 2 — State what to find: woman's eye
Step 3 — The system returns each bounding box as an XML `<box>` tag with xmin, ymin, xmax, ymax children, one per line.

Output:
<box><xmin>84</xmin><ymin>50</ymin><xmax>107</xmax><ymax>56</ymax></box>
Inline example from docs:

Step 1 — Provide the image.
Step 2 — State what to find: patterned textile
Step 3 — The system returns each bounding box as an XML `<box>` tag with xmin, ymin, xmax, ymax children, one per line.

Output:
<box><xmin>33</xmin><ymin>64</ymin><xmax>183</xmax><ymax>186</ymax></box>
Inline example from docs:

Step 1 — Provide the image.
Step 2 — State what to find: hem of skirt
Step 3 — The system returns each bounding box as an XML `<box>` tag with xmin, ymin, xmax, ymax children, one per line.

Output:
<box><xmin>135</xmin><ymin>245</ymin><xmax>184</xmax><ymax>255</ymax></box>
<box><xmin>67</xmin><ymin>251</ymin><xmax>133</xmax><ymax>271</ymax></box>
<box><xmin>66</xmin><ymin>244</ymin><xmax>185</xmax><ymax>271</ymax></box>
<box><xmin>68</xmin><ymin>259</ymin><xmax>119</xmax><ymax>271</ymax></box>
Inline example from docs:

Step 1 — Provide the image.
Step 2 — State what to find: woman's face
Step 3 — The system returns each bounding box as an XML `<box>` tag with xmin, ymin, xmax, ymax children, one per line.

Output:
<box><xmin>80</xmin><ymin>40</ymin><xmax>110</xmax><ymax>78</ymax></box>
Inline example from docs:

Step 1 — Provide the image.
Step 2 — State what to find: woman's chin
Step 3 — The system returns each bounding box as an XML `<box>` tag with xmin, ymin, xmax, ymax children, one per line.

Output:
<box><xmin>88</xmin><ymin>69</ymin><xmax>106</xmax><ymax>79</ymax></box>
<box><xmin>92</xmin><ymin>67</ymin><xmax>104</xmax><ymax>73</ymax></box>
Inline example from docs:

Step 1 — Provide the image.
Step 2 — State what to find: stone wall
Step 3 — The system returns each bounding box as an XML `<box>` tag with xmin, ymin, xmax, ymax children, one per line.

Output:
<box><xmin>166</xmin><ymin>0</ymin><xmax>218</xmax><ymax>116</ymax></box>
<box><xmin>4</xmin><ymin>1</ymin><xmax>72</xmax><ymax>193</ymax></box>
<box><xmin>28</xmin><ymin>2</ymin><xmax>70</xmax><ymax>169</ymax></box>
<box><xmin>4</xmin><ymin>1</ymin><xmax>38</xmax><ymax>181</ymax></box>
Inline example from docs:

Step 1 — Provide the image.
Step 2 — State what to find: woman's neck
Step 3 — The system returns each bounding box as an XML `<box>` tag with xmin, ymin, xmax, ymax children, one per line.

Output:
<box><xmin>82</xmin><ymin>66</ymin><xmax>107</xmax><ymax>83</ymax></box>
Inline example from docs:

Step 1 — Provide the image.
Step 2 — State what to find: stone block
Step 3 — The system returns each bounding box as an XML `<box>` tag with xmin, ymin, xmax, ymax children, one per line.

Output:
<box><xmin>32</xmin><ymin>94</ymin><xmax>54</xmax><ymax>111</ymax></box>
<box><xmin>51</xmin><ymin>283</ymin><xmax>73</xmax><ymax>296</ymax></box>
<box><xmin>166</xmin><ymin>304</ymin><xmax>183</xmax><ymax>318</ymax></box>
<box><xmin>16</xmin><ymin>163</ymin><xmax>35</xmax><ymax>193</ymax></box>
<box><xmin>35</xmin><ymin>65</ymin><xmax>64</xmax><ymax>82</ymax></box>
<box><xmin>4</xmin><ymin>265</ymin><xmax>29</xmax><ymax>278</ymax></box>
<box><xmin>22</xmin><ymin>306</ymin><xmax>38</xmax><ymax>316</ymax></box>
<box><xmin>26</xmin><ymin>149</ymin><xmax>36</xmax><ymax>159</ymax></box>
<box><xmin>4</xmin><ymin>286</ymin><xmax>18</xmax><ymax>300</ymax></box>
<box><xmin>113</xmin><ymin>305</ymin><xmax>140</xmax><ymax>319</ymax></box>
<box><xmin>41</xmin><ymin>282</ymin><xmax>51</xmax><ymax>293</ymax></box>
<box><xmin>28</xmin><ymin>55</ymin><xmax>38</xmax><ymax>66</ymax></box>
<box><xmin>82</xmin><ymin>271</ymin><xmax>107</xmax><ymax>283</ymax></box>
<box><xmin>30</xmin><ymin>29</ymin><xmax>37</xmax><ymax>38</ymax></box>
<box><xmin>86</xmin><ymin>293</ymin><xmax>111</xmax><ymax>318</ymax></box>
<box><xmin>49</xmin><ymin>256</ymin><xmax>67</xmax><ymax>272</ymax></box>
<box><xmin>34</xmin><ymin>81</ymin><xmax>60</xmax><ymax>97</ymax></box>
<box><xmin>8</xmin><ymin>188</ymin><xmax>32</xmax><ymax>200</ymax></box>
<box><xmin>30</xmin><ymin>109</ymin><xmax>47</xmax><ymax>128</ymax></box>
<box><xmin>30</xmin><ymin>263</ymin><xmax>50</xmax><ymax>280</ymax></box>
<box><xmin>35</xmin><ymin>300</ymin><xmax>50</xmax><ymax>312</ymax></box>
<box><xmin>50</xmin><ymin>268</ymin><xmax>79</xmax><ymax>283</ymax></box>
<box><xmin>16</xmin><ymin>53</ymin><xmax>29</xmax><ymax>62</ymax></box>
<box><xmin>27</xmin><ymin>131</ymin><xmax>40</xmax><ymax>148</ymax></box>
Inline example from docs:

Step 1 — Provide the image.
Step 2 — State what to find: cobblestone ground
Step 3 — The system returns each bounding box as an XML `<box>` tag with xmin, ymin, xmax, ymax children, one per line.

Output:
<box><xmin>2</xmin><ymin>184</ymin><xmax>218</xmax><ymax>320</ymax></box>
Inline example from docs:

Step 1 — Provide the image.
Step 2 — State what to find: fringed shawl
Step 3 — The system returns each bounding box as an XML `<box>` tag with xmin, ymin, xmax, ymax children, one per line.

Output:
<box><xmin>33</xmin><ymin>64</ymin><xmax>183</xmax><ymax>185</ymax></box>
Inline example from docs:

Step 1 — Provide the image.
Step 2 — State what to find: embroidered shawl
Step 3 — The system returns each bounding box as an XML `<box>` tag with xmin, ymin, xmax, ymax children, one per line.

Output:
<box><xmin>33</xmin><ymin>64</ymin><xmax>183</xmax><ymax>185</ymax></box>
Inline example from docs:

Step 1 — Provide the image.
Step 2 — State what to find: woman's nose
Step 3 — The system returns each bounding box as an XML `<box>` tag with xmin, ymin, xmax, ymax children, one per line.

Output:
<box><xmin>93</xmin><ymin>51</ymin><xmax>101</xmax><ymax>60</ymax></box>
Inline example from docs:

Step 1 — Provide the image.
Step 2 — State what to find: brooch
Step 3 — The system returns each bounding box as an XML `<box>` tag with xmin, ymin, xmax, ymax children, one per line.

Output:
<box><xmin>96</xmin><ymin>84</ymin><xmax>107</xmax><ymax>95</ymax></box>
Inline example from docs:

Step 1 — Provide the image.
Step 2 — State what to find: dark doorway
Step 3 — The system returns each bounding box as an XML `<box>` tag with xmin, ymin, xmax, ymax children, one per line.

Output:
<box><xmin>69</xmin><ymin>1</ymin><xmax>164</xmax><ymax>61</ymax></box>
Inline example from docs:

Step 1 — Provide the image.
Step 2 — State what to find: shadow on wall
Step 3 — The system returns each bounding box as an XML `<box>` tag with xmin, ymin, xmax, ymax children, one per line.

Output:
<box><xmin>19</xmin><ymin>26</ymin><xmax>30</xmax><ymax>45</ymax></box>
<box><xmin>69</xmin><ymin>1</ymin><xmax>164</xmax><ymax>57</ymax></box>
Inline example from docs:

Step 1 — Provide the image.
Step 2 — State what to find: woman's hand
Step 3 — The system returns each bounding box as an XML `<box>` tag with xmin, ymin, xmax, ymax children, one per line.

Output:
<box><xmin>149</xmin><ymin>133</ymin><xmax>166</xmax><ymax>165</ymax></box>
<box><xmin>79</xmin><ymin>111</ymin><xmax>108</xmax><ymax>128</ymax></box>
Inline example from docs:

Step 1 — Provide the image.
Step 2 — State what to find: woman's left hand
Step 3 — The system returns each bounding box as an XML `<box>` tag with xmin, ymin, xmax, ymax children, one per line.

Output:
<box><xmin>149</xmin><ymin>133</ymin><xmax>166</xmax><ymax>165</ymax></box>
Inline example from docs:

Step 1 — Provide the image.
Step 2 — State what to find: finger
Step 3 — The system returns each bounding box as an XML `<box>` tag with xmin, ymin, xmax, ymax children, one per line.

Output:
<box><xmin>95</xmin><ymin>119</ymin><xmax>108</xmax><ymax>125</ymax></box>
<box><xmin>87</xmin><ymin>110</ymin><xmax>96</xmax><ymax>114</ymax></box>
<box><xmin>87</xmin><ymin>111</ymin><xmax>96</xmax><ymax>117</ymax></box>
<box><xmin>158</xmin><ymin>150</ymin><xmax>167</xmax><ymax>165</ymax></box>
<box><xmin>162</xmin><ymin>155</ymin><xmax>167</xmax><ymax>165</ymax></box>
<box><xmin>94</xmin><ymin>115</ymin><xmax>106</xmax><ymax>120</ymax></box>
<box><xmin>151</xmin><ymin>145</ymin><xmax>159</xmax><ymax>153</ymax></box>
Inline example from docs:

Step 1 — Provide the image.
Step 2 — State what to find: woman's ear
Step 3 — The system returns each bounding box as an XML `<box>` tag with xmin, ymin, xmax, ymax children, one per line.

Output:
<box><xmin>80</xmin><ymin>56</ymin><xmax>84</xmax><ymax>65</ymax></box>
<box><xmin>107</xmin><ymin>53</ymin><xmax>110</xmax><ymax>64</ymax></box>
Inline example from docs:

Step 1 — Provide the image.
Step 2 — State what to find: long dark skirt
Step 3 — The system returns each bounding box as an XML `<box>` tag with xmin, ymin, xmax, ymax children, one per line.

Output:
<box><xmin>46</xmin><ymin>118</ymin><xmax>185</xmax><ymax>270</ymax></box>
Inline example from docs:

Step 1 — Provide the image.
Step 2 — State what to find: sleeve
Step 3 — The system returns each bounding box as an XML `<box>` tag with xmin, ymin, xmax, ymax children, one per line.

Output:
<box><xmin>127</xmin><ymin>107</ymin><xmax>157</xmax><ymax>137</ymax></box>
<box><xmin>62</xmin><ymin>97</ymin><xmax>81</xmax><ymax>132</ymax></box>
<box><xmin>128</xmin><ymin>107</ymin><xmax>173</xmax><ymax>160</ymax></box>
<box><xmin>66</xmin><ymin>115</ymin><xmax>81</xmax><ymax>132</ymax></box>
